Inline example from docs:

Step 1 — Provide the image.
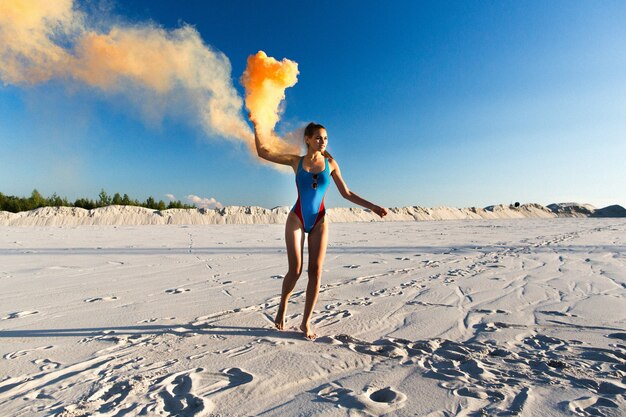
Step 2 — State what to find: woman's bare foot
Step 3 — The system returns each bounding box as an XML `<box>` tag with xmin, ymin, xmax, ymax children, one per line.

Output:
<box><xmin>300</xmin><ymin>322</ymin><xmax>317</xmax><ymax>340</ymax></box>
<box><xmin>274</xmin><ymin>308</ymin><xmax>286</xmax><ymax>330</ymax></box>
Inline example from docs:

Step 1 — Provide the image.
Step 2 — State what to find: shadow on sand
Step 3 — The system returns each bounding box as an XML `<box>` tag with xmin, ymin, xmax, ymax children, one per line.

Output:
<box><xmin>0</xmin><ymin>323</ymin><xmax>307</xmax><ymax>341</ymax></box>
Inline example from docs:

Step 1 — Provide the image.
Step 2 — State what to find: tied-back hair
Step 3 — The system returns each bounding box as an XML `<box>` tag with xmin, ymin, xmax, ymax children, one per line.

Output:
<box><xmin>304</xmin><ymin>122</ymin><xmax>333</xmax><ymax>161</ymax></box>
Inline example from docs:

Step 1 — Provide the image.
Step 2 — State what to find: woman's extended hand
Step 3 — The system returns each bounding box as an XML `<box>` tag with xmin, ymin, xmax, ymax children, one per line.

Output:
<box><xmin>372</xmin><ymin>206</ymin><xmax>388</xmax><ymax>218</ymax></box>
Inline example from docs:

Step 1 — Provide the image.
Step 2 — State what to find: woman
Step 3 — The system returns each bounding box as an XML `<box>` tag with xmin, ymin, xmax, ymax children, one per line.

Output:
<box><xmin>252</xmin><ymin>121</ymin><xmax>388</xmax><ymax>340</ymax></box>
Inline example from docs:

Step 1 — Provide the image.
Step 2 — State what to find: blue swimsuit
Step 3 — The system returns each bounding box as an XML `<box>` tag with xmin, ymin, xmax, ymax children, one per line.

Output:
<box><xmin>292</xmin><ymin>157</ymin><xmax>331</xmax><ymax>233</ymax></box>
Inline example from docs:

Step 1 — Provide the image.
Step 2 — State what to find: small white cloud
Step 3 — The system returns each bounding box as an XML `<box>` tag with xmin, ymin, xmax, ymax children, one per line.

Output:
<box><xmin>186</xmin><ymin>194</ymin><xmax>223</xmax><ymax>209</ymax></box>
<box><xmin>165</xmin><ymin>193</ymin><xmax>176</xmax><ymax>201</ymax></box>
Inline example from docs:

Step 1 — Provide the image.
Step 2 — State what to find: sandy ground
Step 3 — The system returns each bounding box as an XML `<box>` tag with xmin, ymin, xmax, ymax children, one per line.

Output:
<box><xmin>0</xmin><ymin>219</ymin><xmax>625</xmax><ymax>416</ymax></box>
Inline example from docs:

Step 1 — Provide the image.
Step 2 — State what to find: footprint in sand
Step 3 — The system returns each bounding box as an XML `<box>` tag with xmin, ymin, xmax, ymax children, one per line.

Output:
<box><xmin>314</xmin><ymin>309</ymin><xmax>352</xmax><ymax>328</ymax></box>
<box><xmin>538</xmin><ymin>310</ymin><xmax>579</xmax><ymax>318</ymax></box>
<box><xmin>165</xmin><ymin>288</ymin><xmax>191</xmax><ymax>294</ymax></box>
<box><xmin>139</xmin><ymin>317</ymin><xmax>159</xmax><ymax>323</ymax></box>
<box><xmin>325</xmin><ymin>297</ymin><xmax>372</xmax><ymax>309</ymax></box>
<box><xmin>4</xmin><ymin>345</ymin><xmax>54</xmax><ymax>360</ymax></box>
<box><xmin>316</xmin><ymin>383</ymin><xmax>407</xmax><ymax>415</ymax></box>
<box><xmin>1</xmin><ymin>310</ymin><xmax>39</xmax><ymax>320</ymax></box>
<box><xmin>566</xmin><ymin>395</ymin><xmax>620</xmax><ymax>416</ymax></box>
<box><xmin>84</xmin><ymin>296</ymin><xmax>119</xmax><ymax>303</ymax></box>
<box><xmin>348</xmin><ymin>297</ymin><xmax>373</xmax><ymax>306</ymax></box>
<box><xmin>371</xmin><ymin>288</ymin><xmax>403</xmax><ymax>297</ymax></box>
<box><xmin>400</xmin><ymin>279</ymin><xmax>426</xmax><ymax>289</ymax></box>
<box><xmin>155</xmin><ymin>369</ymin><xmax>208</xmax><ymax>415</ymax></box>
<box><xmin>67</xmin><ymin>367</ymin><xmax>213</xmax><ymax>417</ymax></box>
<box><xmin>367</xmin><ymin>386</ymin><xmax>407</xmax><ymax>408</ymax></box>
<box><xmin>214</xmin><ymin>339</ymin><xmax>290</xmax><ymax>358</ymax></box>
<box><xmin>137</xmin><ymin>317</ymin><xmax>175</xmax><ymax>324</ymax></box>
<box><xmin>331</xmin><ymin>334</ymin><xmax>423</xmax><ymax>360</ymax></box>
<box><xmin>475</xmin><ymin>308</ymin><xmax>509</xmax><ymax>314</ymax></box>
<box><xmin>407</xmin><ymin>300</ymin><xmax>454</xmax><ymax>308</ymax></box>
<box><xmin>523</xmin><ymin>334</ymin><xmax>568</xmax><ymax>350</ymax></box>
<box><xmin>333</xmin><ymin>330</ymin><xmax>626</xmax><ymax>415</ymax></box>
<box><xmin>221</xmin><ymin>367</ymin><xmax>254</xmax><ymax>390</ymax></box>
<box><xmin>606</xmin><ymin>332</ymin><xmax>626</xmax><ymax>341</ymax></box>
<box><xmin>33</xmin><ymin>358</ymin><xmax>61</xmax><ymax>371</ymax></box>
<box><xmin>190</xmin><ymin>367</ymin><xmax>255</xmax><ymax>396</ymax></box>
<box><xmin>447</xmin><ymin>268</ymin><xmax>471</xmax><ymax>277</ymax></box>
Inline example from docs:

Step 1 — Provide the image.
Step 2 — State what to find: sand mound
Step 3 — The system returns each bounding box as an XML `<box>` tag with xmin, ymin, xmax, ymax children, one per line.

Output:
<box><xmin>592</xmin><ymin>204</ymin><xmax>626</xmax><ymax>218</ymax></box>
<box><xmin>547</xmin><ymin>202</ymin><xmax>596</xmax><ymax>217</ymax></box>
<box><xmin>1</xmin><ymin>203</ymin><xmax>624</xmax><ymax>226</ymax></box>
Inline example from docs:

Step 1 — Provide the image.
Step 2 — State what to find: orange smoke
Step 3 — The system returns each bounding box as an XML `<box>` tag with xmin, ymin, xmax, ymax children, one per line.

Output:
<box><xmin>0</xmin><ymin>0</ymin><xmax>249</xmax><ymax>145</ymax></box>
<box><xmin>0</xmin><ymin>0</ymin><xmax>76</xmax><ymax>84</ymax></box>
<box><xmin>0</xmin><ymin>2</ymin><xmax>301</xmax><ymax>167</ymax></box>
<box><xmin>242</xmin><ymin>51</ymin><xmax>299</xmax><ymax>135</ymax></box>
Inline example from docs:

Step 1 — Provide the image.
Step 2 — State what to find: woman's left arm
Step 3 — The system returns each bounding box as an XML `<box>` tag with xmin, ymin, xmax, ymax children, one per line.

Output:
<box><xmin>330</xmin><ymin>159</ymin><xmax>388</xmax><ymax>218</ymax></box>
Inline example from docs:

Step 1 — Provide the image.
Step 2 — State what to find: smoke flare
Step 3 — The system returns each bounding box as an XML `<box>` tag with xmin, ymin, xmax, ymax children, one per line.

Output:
<box><xmin>242</xmin><ymin>50</ymin><xmax>299</xmax><ymax>138</ymax></box>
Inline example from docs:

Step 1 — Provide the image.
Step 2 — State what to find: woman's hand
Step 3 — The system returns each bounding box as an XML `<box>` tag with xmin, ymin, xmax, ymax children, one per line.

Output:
<box><xmin>372</xmin><ymin>205</ymin><xmax>388</xmax><ymax>218</ymax></box>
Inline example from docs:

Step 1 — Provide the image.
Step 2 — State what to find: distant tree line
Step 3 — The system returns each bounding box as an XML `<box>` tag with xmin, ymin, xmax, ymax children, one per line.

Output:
<box><xmin>0</xmin><ymin>189</ymin><xmax>195</xmax><ymax>213</ymax></box>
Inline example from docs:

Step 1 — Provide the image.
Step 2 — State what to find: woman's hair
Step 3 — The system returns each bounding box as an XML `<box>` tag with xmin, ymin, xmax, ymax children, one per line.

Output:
<box><xmin>304</xmin><ymin>122</ymin><xmax>333</xmax><ymax>160</ymax></box>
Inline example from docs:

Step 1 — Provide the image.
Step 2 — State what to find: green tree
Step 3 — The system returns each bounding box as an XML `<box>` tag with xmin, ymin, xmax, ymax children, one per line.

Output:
<box><xmin>2</xmin><ymin>194</ymin><xmax>23</xmax><ymax>212</ymax></box>
<box><xmin>29</xmin><ymin>189</ymin><xmax>45</xmax><ymax>210</ymax></box>
<box><xmin>145</xmin><ymin>196</ymin><xmax>156</xmax><ymax>209</ymax></box>
<box><xmin>49</xmin><ymin>193</ymin><xmax>68</xmax><ymax>207</ymax></box>
<box><xmin>167</xmin><ymin>200</ymin><xmax>187</xmax><ymax>209</ymax></box>
<box><xmin>0</xmin><ymin>190</ymin><xmax>202</xmax><ymax>212</ymax></box>
<box><xmin>0</xmin><ymin>192</ymin><xmax>18</xmax><ymax>212</ymax></box>
<box><xmin>74</xmin><ymin>198</ymin><xmax>96</xmax><ymax>210</ymax></box>
<box><xmin>97</xmin><ymin>189</ymin><xmax>112</xmax><ymax>207</ymax></box>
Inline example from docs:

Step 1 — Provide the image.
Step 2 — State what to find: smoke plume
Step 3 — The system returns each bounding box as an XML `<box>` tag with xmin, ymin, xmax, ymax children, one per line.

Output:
<box><xmin>0</xmin><ymin>1</ymin><xmax>300</xmax><ymax>165</ymax></box>
<box><xmin>241</xmin><ymin>51</ymin><xmax>301</xmax><ymax>155</ymax></box>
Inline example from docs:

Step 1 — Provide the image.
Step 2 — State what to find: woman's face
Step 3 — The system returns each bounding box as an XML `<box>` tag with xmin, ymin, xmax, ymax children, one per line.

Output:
<box><xmin>306</xmin><ymin>128</ymin><xmax>328</xmax><ymax>153</ymax></box>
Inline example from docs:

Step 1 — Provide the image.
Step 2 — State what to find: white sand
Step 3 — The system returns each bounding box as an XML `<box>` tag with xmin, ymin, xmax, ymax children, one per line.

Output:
<box><xmin>1</xmin><ymin>219</ymin><xmax>625</xmax><ymax>416</ymax></box>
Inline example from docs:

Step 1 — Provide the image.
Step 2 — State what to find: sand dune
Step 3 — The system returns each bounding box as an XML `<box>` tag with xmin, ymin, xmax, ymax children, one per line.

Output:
<box><xmin>1</xmin><ymin>219</ymin><xmax>625</xmax><ymax>415</ymax></box>
<box><xmin>1</xmin><ymin>202</ymin><xmax>624</xmax><ymax>226</ymax></box>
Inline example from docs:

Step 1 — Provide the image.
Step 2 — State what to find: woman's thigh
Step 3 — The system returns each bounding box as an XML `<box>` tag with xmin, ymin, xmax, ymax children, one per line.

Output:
<box><xmin>285</xmin><ymin>211</ymin><xmax>305</xmax><ymax>273</ymax></box>
<box><xmin>307</xmin><ymin>218</ymin><xmax>329</xmax><ymax>271</ymax></box>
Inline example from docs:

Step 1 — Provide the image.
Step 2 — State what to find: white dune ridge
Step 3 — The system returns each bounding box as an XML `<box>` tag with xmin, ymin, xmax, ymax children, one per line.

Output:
<box><xmin>1</xmin><ymin>202</ymin><xmax>624</xmax><ymax>226</ymax></box>
<box><xmin>0</xmin><ymin>219</ymin><xmax>624</xmax><ymax>416</ymax></box>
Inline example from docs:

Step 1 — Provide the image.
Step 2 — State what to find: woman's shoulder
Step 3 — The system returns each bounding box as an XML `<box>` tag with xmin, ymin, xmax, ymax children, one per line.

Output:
<box><xmin>327</xmin><ymin>156</ymin><xmax>340</xmax><ymax>174</ymax></box>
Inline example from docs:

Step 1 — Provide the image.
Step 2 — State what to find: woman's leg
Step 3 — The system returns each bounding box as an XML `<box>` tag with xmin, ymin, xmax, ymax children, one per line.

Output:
<box><xmin>275</xmin><ymin>212</ymin><xmax>305</xmax><ymax>330</ymax></box>
<box><xmin>300</xmin><ymin>218</ymin><xmax>329</xmax><ymax>339</ymax></box>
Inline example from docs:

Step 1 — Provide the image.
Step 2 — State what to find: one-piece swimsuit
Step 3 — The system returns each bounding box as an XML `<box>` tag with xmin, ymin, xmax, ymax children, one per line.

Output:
<box><xmin>292</xmin><ymin>156</ymin><xmax>330</xmax><ymax>233</ymax></box>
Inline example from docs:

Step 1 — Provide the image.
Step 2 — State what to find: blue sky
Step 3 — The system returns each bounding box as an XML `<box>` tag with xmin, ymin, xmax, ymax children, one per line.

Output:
<box><xmin>1</xmin><ymin>1</ymin><xmax>625</xmax><ymax>209</ymax></box>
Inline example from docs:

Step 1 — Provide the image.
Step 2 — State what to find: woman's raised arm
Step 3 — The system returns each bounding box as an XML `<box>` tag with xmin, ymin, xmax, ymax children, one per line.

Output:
<box><xmin>252</xmin><ymin>121</ymin><xmax>300</xmax><ymax>169</ymax></box>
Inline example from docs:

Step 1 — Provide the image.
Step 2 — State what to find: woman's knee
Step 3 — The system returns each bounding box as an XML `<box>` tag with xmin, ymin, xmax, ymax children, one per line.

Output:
<box><xmin>308</xmin><ymin>265</ymin><xmax>323</xmax><ymax>280</ymax></box>
<box><xmin>288</xmin><ymin>264</ymin><xmax>303</xmax><ymax>278</ymax></box>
